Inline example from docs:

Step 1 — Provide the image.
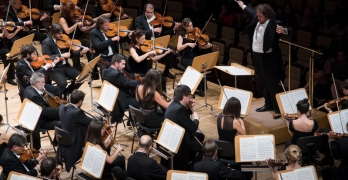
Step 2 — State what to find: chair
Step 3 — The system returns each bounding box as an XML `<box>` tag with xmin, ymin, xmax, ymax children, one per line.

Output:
<box><xmin>205</xmin><ymin>21</ymin><xmax>217</xmax><ymax>39</ymax></box>
<box><xmin>123</xmin><ymin>8</ymin><xmax>139</xmax><ymax>20</ymax></box>
<box><xmin>296</xmin><ymin>48</ymin><xmax>312</xmax><ymax>68</ymax></box>
<box><xmin>227</xmin><ymin>46</ymin><xmax>244</xmax><ymax>65</ymax></box>
<box><xmin>40</xmin><ymin>128</ymin><xmax>56</xmax><ymax>153</ymax></box>
<box><xmin>296</xmin><ymin>136</ymin><xmax>323</xmax><ymax>166</ymax></box>
<box><xmin>147</xmin><ymin>0</ymin><xmax>162</xmax><ymax>12</ymax></box>
<box><xmin>279</xmin><ymin>42</ymin><xmax>290</xmax><ymax>65</ymax></box>
<box><xmin>290</xmin><ymin>0</ymin><xmax>303</xmax><ymax>12</ymax></box>
<box><xmin>316</xmin><ymin>35</ymin><xmax>332</xmax><ymax>49</ymax></box>
<box><xmin>307</xmin><ymin>0</ymin><xmax>321</xmax><ymax>14</ymax></box>
<box><xmin>128</xmin><ymin>105</ymin><xmax>161</xmax><ymax>153</ymax></box>
<box><xmin>284</xmin><ymin>65</ymin><xmax>303</xmax><ymax>89</ymax></box>
<box><xmin>211</xmin><ymin>39</ymin><xmax>226</xmax><ymax>65</ymax></box>
<box><xmin>221</xmin><ymin>26</ymin><xmax>236</xmax><ymax>47</ymax></box>
<box><xmin>51</xmin><ymin>12</ymin><xmax>61</xmax><ymax>25</ymax></box>
<box><xmin>238</xmin><ymin>33</ymin><xmax>250</xmax><ymax>52</ymax></box>
<box><xmin>296</xmin><ymin>30</ymin><xmax>312</xmax><ymax>47</ymax></box>
<box><xmin>324</xmin><ymin>1</ymin><xmax>338</xmax><ymax>15</ymax></box>
<box><xmin>172</xmin><ymin>57</ymin><xmax>186</xmax><ymax>89</ymax></box>
<box><xmin>214</xmin><ymin>140</ymin><xmax>238</xmax><ymax>168</ymax></box>
<box><xmin>246</xmin><ymin>51</ymin><xmax>254</xmax><ymax>70</ymax></box>
<box><xmin>167</xmin><ymin>1</ymin><xmax>183</xmax><ymax>21</ymax></box>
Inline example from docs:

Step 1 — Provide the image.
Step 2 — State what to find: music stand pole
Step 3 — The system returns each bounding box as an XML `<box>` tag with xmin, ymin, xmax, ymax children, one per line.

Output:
<box><xmin>0</xmin><ymin>82</ymin><xmax>11</xmax><ymax>134</ymax></box>
<box><xmin>194</xmin><ymin>63</ymin><xmax>216</xmax><ymax>117</ymax></box>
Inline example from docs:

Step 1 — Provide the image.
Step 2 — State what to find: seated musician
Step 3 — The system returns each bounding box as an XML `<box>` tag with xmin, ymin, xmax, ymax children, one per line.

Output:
<box><xmin>135</xmin><ymin>3</ymin><xmax>181</xmax><ymax>78</ymax></box>
<box><xmin>102</xmin><ymin>54</ymin><xmax>140</xmax><ymax>124</ymax></box>
<box><xmin>85</xmin><ymin>120</ymin><xmax>127</xmax><ymax>180</ymax></box>
<box><xmin>23</xmin><ymin>72</ymin><xmax>61</xmax><ymax>150</ymax></box>
<box><xmin>89</xmin><ymin>15</ymin><xmax>120</xmax><ymax>74</ymax></box>
<box><xmin>127</xmin><ymin>135</ymin><xmax>168</xmax><ymax>180</ymax></box>
<box><xmin>47</xmin><ymin>0</ymin><xmax>61</xmax><ymax>13</ymax></box>
<box><xmin>93</xmin><ymin>0</ymin><xmax>128</xmax><ymax>22</ymax></box>
<box><xmin>193</xmin><ymin>140</ymin><xmax>243</xmax><ymax>180</ymax></box>
<box><xmin>58</xmin><ymin>89</ymin><xmax>94</xmax><ymax>172</ymax></box>
<box><xmin>128</xmin><ymin>29</ymin><xmax>169</xmax><ymax>91</ymax></box>
<box><xmin>40</xmin><ymin>157</ymin><xmax>62</xmax><ymax>180</ymax></box>
<box><xmin>164</xmin><ymin>85</ymin><xmax>204</xmax><ymax>170</ymax></box>
<box><xmin>324</xmin><ymin>79</ymin><xmax>348</xmax><ymax>112</ymax></box>
<box><xmin>41</xmin><ymin>23</ymin><xmax>83</xmax><ymax>99</ymax></box>
<box><xmin>266</xmin><ymin>145</ymin><xmax>302</xmax><ymax>180</ymax></box>
<box><xmin>4</xmin><ymin>0</ymin><xmax>49</xmax><ymax>43</ymax></box>
<box><xmin>0</xmin><ymin>133</ymin><xmax>10</xmax><ymax>158</ymax></box>
<box><xmin>0</xmin><ymin>26</ymin><xmax>23</xmax><ymax>85</ymax></box>
<box><xmin>15</xmin><ymin>44</ymin><xmax>61</xmax><ymax>101</ymax></box>
<box><xmin>136</xmin><ymin>69</ymin><xmax>169</xmax><ymax>128</ymax></box>
<box><xmin>177</xmin><ymin>18</ymin><xmax>212</xmax><ymax>96</ymax></box>
<box><xmin>0</xmin><ymin>133</ymin><xmax>46</xmax><ymax>178</ymax></box>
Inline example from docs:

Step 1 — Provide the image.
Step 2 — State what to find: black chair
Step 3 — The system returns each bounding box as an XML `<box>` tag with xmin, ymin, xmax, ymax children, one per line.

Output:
<box><xmin>128</xmin><ymin>105</ymin><xmax>161</xmax><ymax>153</ymax></box>
<box><xmin>214</xmin><ymin>140</ymin><xmax>238</xmax><ymax>168</ymax></box>
<box><xmin>40</xmin><ymin>128</ymin><xmax>56</xmax><ymax>153</ymax></box>
<box><xmin>296</xmin><ymin>136</ymin><xmax>323</xmax><ymax>166</ymax></box>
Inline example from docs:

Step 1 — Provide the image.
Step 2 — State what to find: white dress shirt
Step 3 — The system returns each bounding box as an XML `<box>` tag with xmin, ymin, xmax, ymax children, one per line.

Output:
<box><xmin>101</xmin><ymin>30</ymin><xmax>113</xmax><ymax>56</ymax></box>
<box><xmin>53</xmin><ymin>38</ymin><xmax>66</xmax><ymax>64</ymax></box>
<box><xmin>252</xmin><ymin>19</ymin><xmax>272</xmax><ymax>53</ymax></box>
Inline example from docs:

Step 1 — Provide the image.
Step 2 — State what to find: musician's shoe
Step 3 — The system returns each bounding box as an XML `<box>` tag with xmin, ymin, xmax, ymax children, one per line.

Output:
<box><xmin>51</xmin><ymin>139</ymin><xmax>58</xmax><ymax>147</ymax></box>
<box><xmin>272</xmin><ymin>113</ymin><xmax>282</xmax><ymax>119</ymax></box>
<box><xmin>197</xmin><ymin>89</ymin><xmax>205</xmax><ymax>97</ymax></box>
<box><xmin>7</xmin><ymin>79</ymin><xmax>17</xmax><ymax>86</ymax></box>
<box><xmin>162</xmin><ymin>71</ymin><xmax>174</xmax><ymax>78</ymax></box>
<box><xmin>255</xmin><ymin>105</ymin><xmax>274</xmax><ymax>112</ymax></box>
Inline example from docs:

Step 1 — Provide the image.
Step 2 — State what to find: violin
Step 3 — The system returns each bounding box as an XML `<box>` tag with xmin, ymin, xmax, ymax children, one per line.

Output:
<box><xmin>186</xmin><ymin>27</ymin><xmax>211</xmax><ymax>46</ymax></box>
<box><xmin>105</xmin><ymin>23</ymin><xmax>132</xmax><ymax>37</ymax></box>
<box><xmin>17</xmin><ymin>5</ymin><xmax>47</xmax><ymax>20</ymax></box>
<box><xmin>30</xmin><ymin>55</ymin><xmax>53</xmax><ymax>69</ymax></box>
<box><xmin>60</xmin><ymin>0</ymin><xmax>78</xmax><ymax>4</ymax></box>
<box><xmin>318</xmin><ymin>132</ymin><xmax>348</xmax><ymax>139</ymax></box>
<box><xmin>312</xmin><ymin>96</ymin><xmax>348</xmax><ymax>113</ymax></box>
<box><xmin>43</xmin><ymin>89</ymin><xmax>68</xmax><ymax>108</ymax></box>
<box><xmin>20</xmin><ymin>147</ymin><xmax>40</xmax><ymax>162</ymax></box>
<box><xmin>102</xmin><ymin>123</ymin><xmax>116</xmax><ymax>147</ymax></box>
<box><xmin>0</xmin><ymin>20</ymin><xmax>26</xmax><ymax>32</ymax></box>
<box><xmin>150</xmin><ymin>13</ymin><xmax>176</xmax><ymax>28</ymax></box>
<box><xmin>281</xmin><ymin>113</ymin><xmax>299</xmax><ymax>120</ymax></box>
<box><xmin>57</xmin><ymin>34</ymin><xmax>94</xmax><ymax>52</ymax></box>
<box><xmin>140</xmin><ymin>40</ymin><xmax>173</xmax><ymax>54</ymax></box>
<box><xmin>101</xmin><ymin>0</ymin><xmax>114</xmax><ymax>12</ymax></box>
<box><xmin>267</xmin><ymin>158</ymin><xmax>289</xmax><ymax>167</ymax></box>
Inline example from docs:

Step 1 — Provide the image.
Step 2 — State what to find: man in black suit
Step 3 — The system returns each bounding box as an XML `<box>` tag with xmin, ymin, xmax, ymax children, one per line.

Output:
<box><xmin>237</xmin><ymin>1</ymin><xmax>289</xmax><ymax>119</ymax></box>
<box><xmin>59</xmin><ymin>89</ymin><xmax>94</xmax><ymax>172</ymax></box>
<box><xmin>194</xmin><ymin>140</ymin><xmax>243</xmax><ymax>180</ymax></box>
<box><xmin>0</xmin><ymin>133</ymin><xmax>46</xmax><ymax>177</ymax></box>
<box><xmin>135</xmin><ymin>3</ymin><xmax>181</xmax><ymax>78</ymax></box>
<box><xmin>23</xmin><ymin>72</ymin><xmax>61</xmax><ymax>150</ymax></box>
<box><xmin>102</xmin><ymin>54</ymin><xmax>140</xmax><ymax>124</ymax></box>
<box><xmin>164</xmin><ymin>85</ymin><xmax>203</xmax><ymax>170</ymax></box>
<box><xmin>15</xmin><ymin>44</ymin><xmax>61</xmax><ymax>101</ymax></box>
<box><xmin>4</xmin><ymin>0</ymin><xmax>49</xmax><ymax>43</ymax></box>
<box><xmin>41</xmin><ymin>23</ymin><xmax>85</xmax><ymax>98</ymax></box>
<box><xmin>90</xmin><ymin>15</ymin><xmax>121</xmax><ymax>74</ymax></box>
<box><xmin>47</xmin><ymin>0</ymin><xmax>61</xmax><ymax>14</ymax></box>
<box><xmin>127</xmin><ymin>135</ymin><xmax>168</xmax><ymax>180</ymax></box>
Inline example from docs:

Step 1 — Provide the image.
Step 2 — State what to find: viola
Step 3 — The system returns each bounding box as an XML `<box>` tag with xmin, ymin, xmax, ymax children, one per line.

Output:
<box><xmin>57</xmin><ymin>34</ymin><xmax>94</xmax><ymax>52</ymax></box>
<box><xmin>102</xmin><ymin>123</ymin><xmax>116</xmax><ymax>147</ymax></box>
<box><xmin>312</xmin><ymin>96</ymin><xmax>348</xmax><ymax>113</ymax></box>
<box><xmin>43</xmin><ymin>89</ymin><xmax>68</xmax><ymax>108</ymax></box>
<box><xmin>150</xmin><ymin>13</ymin><xmax>176</xmax><ymax>28</ymax></box>
<box><xmin>186</xmin><ymin>27</ymin><xmax>211</xmax><ymax>46</ymax></box>
<box><xmin>30</xmin><ymin>55</ymin><xmax>54</xmax><ymax>69</ymax></box>
<box><xmin>267</xmin><ymin>158</ymin><xmax>289</xmax><ymax>167</ymax></box>
<box><xmin>318</xmin><ymin>132</ymin><xmax>348</xmax><ymax>139</ymax></box>
<box><xmin>60</xmin><ymin>0</ymin><xmax>78</xmax><ymax>4</ymax></box>
<box><xmin>281</xmin><ymin>113</ymin><xmax>299</xmax><ymax>120</ymax></box>
<box><xmin>17</xmin><ymin>5</ymin><xmax>47</xmax><ymax>20</ymax></box>
<box><xmin>140</xmin><ymin>40</ymin><xmax>172</xmax><ymax>54</ymax></box>
<box><xmin>105</xmin><ymin>23</ymin><xmax>132</xmax><ymax>37</ymax></box>
<box><xmin>20</xmin><ymin>148</ymin><xmax>40</xmax><ymax>162</ymax></box>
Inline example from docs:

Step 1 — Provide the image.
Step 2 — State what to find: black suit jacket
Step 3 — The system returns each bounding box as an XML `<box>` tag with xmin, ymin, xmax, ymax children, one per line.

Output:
<box><xmin>164</xmin><ymin>100</ymin><xmax>199</xmax><ymax>170</ymax></box>
<box><xmin>47</xmin><ymin>0</ymin><xmax>60</xmax><ymax>13</ymax></box>
<box><xmin>135</xmin><ymin>14</ymin><xmax>175</xmax><ymax>40</ymax></box>
<box><xmin>89</xmin><ymin>27</ymin><xmax>117</xmax><ymax>57</ymax></box>
<box><xmin>0</xmin><ymin>149</ymin><xmax>38</xmax><ymax>177</ymax></box>
<box><xmin>127</xmin><ymin>152</ymin><xmax>168</xmax><ymax>180</ymax></box>
<box><xmin>194</xmin><ymin>158</ymin><xmax>243</xmax><ymax>180</ymax></box>
<box><xmin>59</xmin><ymin>104</ymin><xmax>93</xmax><ymax>172</ymax></box>
<box><xmin>16</xmin><ymin>59</ymin><xmax>47</xmax><ymax>87</ymax></box>
<box><xmin>3</xmin><ymin>6</ymin><xmax>24</xmax><ymax>26</ymax></box>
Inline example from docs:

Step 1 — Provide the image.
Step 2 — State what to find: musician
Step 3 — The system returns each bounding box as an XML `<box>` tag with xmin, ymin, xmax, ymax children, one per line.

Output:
<box><xmin>23</xmin><ymin>72</ymin><xmax>61</xmax><ymax>150</ymax></box>
<box><xmin>136</xmin><ymin>69</ymin><xmax>169</xmax><ymax>128</ymax></box>
<box><xmin>85</xmin><ymin>120</ymin><xmax>127</xmax><ymax>180</ymax></box>
<box><xmin>266</xmin><ymin>145</ymin><xmax>302</xmax><ymax>180</ymax></box>
<box><xmin>127</xmin><ymin>135</ymin><xmax>168</xmax><ymax>180</ymax></box>
<box><xmin>324</xmin><ymin>79</ymin><xmax>348</xmax><ymax>112</ymax></box>
<box><xmin>4</xmin><ymin>0</ymin><xmax>49</xmax><ymax>43</ymax></box>
<box><xmin>102</xmin><ymin>54</ymin><xmax>140</xmax><ymax>124</ymax></box>
<box><xmin>0</xmin><ymin>27</ymin><xmax>23</xmax><ymax>85</ymax></box>
<box><xmin>40</xmin><ymin>157</ymin><xmax>62</xmax><ymax>180</ymax></box>
<box><xmin>236</xmin><ymin>1</ymin><xmax>289</xmax><ymax>119</ymax></box>
<box><xmin>128</xmin><ymin>29</ymin><xmax>169</xmax><ymax>91</ymax></box>
<box><xmin>0</xmin><ymin>133</ymin><xmax>45</xmax><ymax>177</ymax></box>
<box><xmin>89</xmin><ymin>15</ymin><xmax>120</xmax><ymax>74</ymax></box>
<box><xmin>176</xmin><ymin>18</ymin><xmax>212</xmax><ymax>97</ymax></box>
<box><xmin>164</xmin><ymin>85</ymin><xmax>203</xmax><ymax>170</ymax></box>
<box><xmin>93</xmin><ymin>0</ymin><xmax>128</xmax><ymax>22</ymax></box>
<box><xmin>15</xmin><ymin>44</ymin><xmax>61</xmax><ymax>101</ymax></box>
<box><xmin>135</xmin><ymin>3</ymin><xmax>180</xmax><ymax>78</ymax></box>
<box><xmin>193</xmin><ymin>140</ymin><xmax>243</xmax><ymax>180</ymax></box>
<box><xmin>47</xmin><ymin>0</ymin><xmax>61</xmax><ymax>13</ymax></box>
<box><xmin>58</xmin><ymin>89</ymin><xmax>94</xmax><ymax>172</ymax></box>
<box><xmin>41</xmin><ymin>23</ymin><xmax>82</xmax><ymax>99</ymax></box>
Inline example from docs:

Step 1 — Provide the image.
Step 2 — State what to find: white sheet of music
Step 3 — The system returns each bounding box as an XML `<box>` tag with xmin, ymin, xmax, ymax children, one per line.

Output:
<box><xmin>158</xmin><ymin>122</ymin><xmax>184</xmax><ymax>153</ymax></box>
<box><xmin>279</xmin><ymin>89</ymin><xmax>308</xmax><ymax>114</ymax></box>
<box><xmin>9</xmin><ymin>174</ymin><xmax>38</xmax><ymax>180</ymax></box>
<box><xmin>81</xmin><ymin>145</ymin><xmax>106</xmax><ymax>178</ymax></box>
<box><xmin>277</xmin><ymin>172</ymin><xmax>296</xmax><ymax>180</ymax></box>
<box><xmin>240</xmin><ymin>135</ymin><xmax>274</xmax><ymax>161</ymax></box>
<box><xmin>328</xmin><ymin>110</ymin><xmax>348</xmax><ymax>134</ymax></box>
<box><xmin>217</xmin><ymin>66</ymin><xmax>251</xmax><ymax>75</ymax></box>
<box><xmin>171</xmin><ymin>173</ymin><xmax>206</xmax><ymax>180</ymax></box>
<box><xmin>277</xmin><ymin>166</ymin><xmax>317</xmax><ymax>180</ymax></box>
<box><xmin>98</xmin><ymin>83</ymin><xmax>118</xmax><ymax>111</ymax></box>
<box><xmin>219</xmin><ymin>88</ymin><xmax>251</xmax><ymax>115</ymax></box>
<box><xmin>18</xmin><ymin>101</ymin><xmax>42</xmax><ymax>131</ymax></box>
<box><xmin>240</xmin><ymin>138</ymin><xmax>257</xmax><ymax>161</ymax></box>
<box><xmin>178</xmin><ymin>67</ymin><xmax>202</xmax><ymax>93</ymax></box>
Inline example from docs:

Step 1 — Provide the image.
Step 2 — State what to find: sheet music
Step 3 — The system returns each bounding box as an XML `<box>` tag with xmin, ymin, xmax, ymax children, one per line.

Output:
<box><xmin>255</xmin><ymin>136</ymin><xmax>274</xmax><ymax>160</ymax></box>
<box><xmin>98</xmin><ymin>83</ymin><xmax>118</xmax><ymax>111</ymax></box>
<box><xmin>171</xmin><ymin>173</ymin><xmax>206</xmax><ymax>180</ymax></box>
<box><xmin>171</xmin><ymin>173</ymin><xmax>188</xmax><ymax>180</ymax></box>
<box><xmin>279</xmin><ymin>89</ymin><xmax>308</xmax><ymax>114</ymax></box>
<box><xmin>158</xmin><ymin>122</ymin><xmax>184</xmax><ymax>152</ymax></box>
<box><xmin>82</xmin><ymin>145</ymin><xmax>106</xmax><ymax>178</ymax></box>
<box><xmin>217</xmin><ymin>66</ymin><xmax>251</xmax><ymax>75</ymax></box>
<box><xmin>328</xmin><ymin>110</ymin><xmax>348</xmax><ymax>134</ymax></box>
<box><xmin>9</xmin><ymin>174</ymin><xmax>38</xmax><ymax>180</ymax></box>
<box><xmin>179</xmin><ymin>67</ymin><xmax>202</xmax><ymax>92</ymax></box>
<box><xmin>239</xmin><ymin>138</ymin><xmax>257</xmax><ymax>161</ymax></box>
<box><xmin>239</xmin><ymin>135</ymin><xmax>274</xmax><ymax>161</ymax></box>
<box><xmin>278</xmin><ymin>172</ymin><xmax>296</xmax><ymax>180</ymax></box>
<box><xmin>18</xmin><ymin>102</ymin><xmax>42</xmax><ymax>131</ymax></box>
<box><xmin>219</xmin><ymin>88</ymin><xmax>251</xmax><ymax>115</ymax></box>
<box><xmin>295</xmin><ymin>167</ymin><xmax>316</xmax><ymax>180</ymax></box>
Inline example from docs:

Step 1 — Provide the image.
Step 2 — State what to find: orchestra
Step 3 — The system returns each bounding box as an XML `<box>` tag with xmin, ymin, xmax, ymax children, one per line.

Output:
<box><xmin>0</xmin><ymin>1</ymin><xmax>347</xmax><ymax>179</ymax></box>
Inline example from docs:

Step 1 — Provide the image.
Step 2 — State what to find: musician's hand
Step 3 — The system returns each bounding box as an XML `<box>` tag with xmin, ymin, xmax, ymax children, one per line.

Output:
<box><xmin>102</xmin><ymin>117</ymin><xmax>108</xmax><ymax>123</ymax></box>
<box><xmin>16</xmin><ymin>26</ymin><xmax>23</xmax><ymax>32</ymax></box>
<box><xmin>103</xmin><ymin>13</ymin><xmax>111</xmax><ymax>17</ymax></box>
<box><xmin>116</xmin><ymin>144</ymin><xmax>124</xmax><ymax>152</ymax></box>
<box><xmin>173</xmin><ymin>22</ymin><xmax>181</xmax><ymax>31</ymax></box>
<box><xmin>75</xmin><ymin>6</ymin><xmax>80</xmax><ymax>10</ymax></box>
<box><xmin>61</xmin><ymin>52</ymin><xmax>70</xmax><ymax>58</ymax></box>
<box><xmin>205</xmin><ymin>43</ymin><xmax>213</xmax><ymax>48</ymax></box>
<box><xmin>0</xmin><ymin>33</ymin><xmax>3</xmax><ymax>38</ymax></box>
<box><xmin>35</xmin><ymin>164</ymin><xmax>41</xmax><ymax>172</ymax></box>
<box><xmin>236</xmin><ymin>1</ymin><xmax>245</xmax><ymax>9</ymax></box>
<box><xmin>45</xmin><ymin>63</ymin><xmax>53</xmax><ymax>69</ymax></box>
<box><xmin>148</xmin><ymin>50</ymin><xmax>157</xmax><ymax>56</ymax></box>
<box><xmin>193</xmin><ymin>111</ymin><xmax>200</xmax><ymax>120</ymax></box>
<box><xmin>128</xmin><ymin>31</ymin><xmax>134</xmax><ymax>38</ymax></box>
<box><xmin>324</xmin><ymin>103</ymin><xmax>332</xmax><ymax>113</ymax></box>
<box><xmin>24</xmin><ymin>20</ymin><xmax>33</xmax><ymax>26</ymax></box>
<box><xmin>56</xmin><ymin>165</ymin><xmax>62</xmax><ymax>175</ymax></box>
<box><xmin>154</xmin><ymin>27</ymin><xmax>162</xmax><ymax>33</ymax></box>
<box><xmin>112</xmin><ymin>36</ymin><xmax>120</xmax><ymax>41</ymax></box>
<box><xmin>276</xmin><ymin>25</ymin><xmax>287</xmax><ymax>34</ymax></box>
<box><xmin>54</xmin><ymin>5</ymin><xmax>61</xmax><ymax>11</ymax></box>
<box><xmin>190</xmin><ymin>99</ymin><xmax>196</xmax><ymax>108</ymax></box>
<box><xmin>186</xmin><ymin>43</ymin><xmax>196</xmax><ymax>48</ymax></box>
<box><xmin>37</xmin><ymin>149</ymin><xmax>47</xmax><ymax>161</ymax></box>
<box><xmin>122</xmin><ymin>14</ymin><xmax>129</xmax><ymax>19</ymax></box>
<box><xmin>77</xmin><ymin>21</ymin><xmax>83</xmax><ymax>27</ymax></box>
<box><xmin>81</xmin><ymin>48</ymin><xmax>89</xmax><ymax>54</ymax></box>
<box><xmin>40</xmin><ymin>13</ymin><xmax>49</xmax><ymax>21</ymax></box>
<box><xmin>165</xmin><ymin>48</ymin><xmax>172</xmax><ymax>54</ymax></box>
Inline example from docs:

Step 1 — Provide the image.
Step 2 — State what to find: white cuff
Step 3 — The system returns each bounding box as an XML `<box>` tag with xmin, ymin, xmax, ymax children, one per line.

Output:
<box><xmin>242</xmin><ymin>5</ymin><xmax>247</xmax><ymax>10</ymax></box>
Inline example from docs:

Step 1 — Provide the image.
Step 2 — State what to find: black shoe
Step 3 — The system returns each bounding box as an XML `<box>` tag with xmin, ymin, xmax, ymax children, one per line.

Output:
<box><xmin>162</xmin><ymin>71</ymin><xmax>174</xmax><ymax>78</ymax></box>
<box><xmin>197</xmin><ymin>89</ymin><xmax>205</xmax><ymax>97</ymax></box>
<box><xmin>255</xmin><ymin>105</ymin><xmax>274</xmax><ymax>112</ymax></box>
<box><xmin>7</xmin><ymin>79</ymin><xmax>17</xmax><ymax>86</ymax></box>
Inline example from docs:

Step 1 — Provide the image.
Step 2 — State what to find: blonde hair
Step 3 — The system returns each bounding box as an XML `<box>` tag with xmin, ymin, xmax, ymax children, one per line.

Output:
<box><xmin>285</xmin><ymin>145</ymin><xmax>302</xmax><ymax>163</ymax></box>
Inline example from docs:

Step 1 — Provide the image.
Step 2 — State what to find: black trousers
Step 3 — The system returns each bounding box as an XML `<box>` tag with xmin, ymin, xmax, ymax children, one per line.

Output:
<box><xmin>111</xmin><ymin>96</ymin><xmax>139</xmax><ymax>124</ymax></box>
<box><xmin>252</xmin><ymin>51</ymin><xmax>280</xmax><ymax>113</ymax></box>
<box><xmin>0</xmin><ymin>43</ymin><xmax>15</xmax><ymax>80</ymax></box>
<box><xmin>48</xmin><ymin>65</ymin><xmax>81</xmax><ymax>95</ymax></box>
<box><xmin>33</xmin><ymin>118</ymin><xmax>61</xmax><ymax>150</ymax></box>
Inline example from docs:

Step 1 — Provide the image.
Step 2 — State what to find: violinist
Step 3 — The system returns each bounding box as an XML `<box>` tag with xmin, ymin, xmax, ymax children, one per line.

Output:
<box><xmin>324</xmin><ymin>79</ymin><xmax>348</xmax><ymax>113</ymax></box>
<box><xmin>176</xmin><ymin>18</ymin><xmax>212</xmax><ymax>97</ymax></box>
<box><xmin>40</xmin><ymin>157</ymin><xmax>62</xmax><ymax>180</ymax></box>
<box><xmin>23</xmin><ymin>72</ymin><xmax>61</xmax><ymax>150</ymax></box>
<box><xmin>0</xmin><ymin>26</ymin><xmax>23</xmax><ymax>85</ymax></box>
<box><xmin>4</xmin><ymin>0</ymin><xmax>49</xmax><ymax>43</ymax></box>
<box><xmin>85</xmin><ymin>120</ymin><xmax>127</xmax><ymax>180</ymax></box>
<box><xmin>102</xmin><ymin>54</ymin><xmax>140</xmax><ymax>124</ymax></box>
<box><xmin>41</xmin><ymin>23</ymin><xmax>82</xmax><ymax>99</ymax></box>
<box><xmin>15</xmin><ymin>44</ymin><xmax>61</xmax><ymax>101</ymax></box>
<box><xmin>265</xmin><ymin>145</ymin><xmax>302</xmax><ymax>180</ymax></box>
<box><xmin>135</xmin><ymin>69</ymin><xmax>170</xmax><ymax>128</ymax></box>
<box><xmin>0</xmin><ymin>133</ymin><xmax>46</xmax><ymax>177</ymax></box>
<box><xmin>58</xmin><ymin>89</ymin><xmax>94</xmax><ymax>172</ymax></box>
<box><xmin>93</xmin><ymin>0</ymin><xmax>128</xmax><ymax>21</ymax></box>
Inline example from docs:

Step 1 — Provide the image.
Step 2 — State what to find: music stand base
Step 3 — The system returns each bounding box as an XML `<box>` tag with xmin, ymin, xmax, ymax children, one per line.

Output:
<box><xmin>194</xmin><ymin>103</ymin><xmax>216</xmax><ymax>116</ymax></box>
<box><xmin>193</xmin><ymin>70</ymin><xmax>216</xmax><ymax>117</ymax></box>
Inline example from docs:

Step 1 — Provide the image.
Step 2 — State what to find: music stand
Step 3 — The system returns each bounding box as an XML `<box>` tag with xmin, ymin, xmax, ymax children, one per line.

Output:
<box><xmin>214</xmin><ymin>63</ymin><xmax>255</xmax><ymax>88</ymax></box>
<box><xmin>0</xmin><ymin>64</ymin><xmax>11</xmax><ymax>133</ymax></box>
<box><xmin>6</xmin><ymin>34</ymin><xmax>35</xmax><ymax>60</ymax></box>
<box><xmin>76</xmin><ymin>55</ymin><xmax>100</xmax><ymax>106</ymax></box>
<box><xmin>191</xmin><ymin>51</ymin><xmax>219</xmax><ymax>116</ymax></box>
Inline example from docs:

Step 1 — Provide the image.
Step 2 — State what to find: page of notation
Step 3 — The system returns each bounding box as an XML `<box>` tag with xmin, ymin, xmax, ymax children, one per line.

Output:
<box><xmin>280</xmin><ymin>89</ymin><xmax>308</xmax><ymax>114</ymax></box>
<box><xmin>217</xmin><ymin>66</ymin><xmax>250</xmax><ymax>75</ymax></box>
<box><xmin>239</xmin><ymin>138</ymin><xmax>257</xmax><ymax>161</ymax></box>
<box><xmin>18</xmin><ymin>102</ymin><xmax>41</xmax><ymax>131</ymax></box>
<box><xmin>98</xmin><ymin>83</ymin><xmax>118</xmax><ymax>111</ymax></box>
<box><xmin>278</xmin><ymin>171</ymin><xmax>296</xmax><ymax>180</ymax></box>
<box><xmin>220</xmin><ymin>88</ymin><xmax>251</xmax><ymax>115</ymax></box>
<box><xmin>171</xmin><ymin>173</ymin><xmax>206</xmax><ymax>180</ymax></box>
<box><xmin>328</xmin><ymin>111</ymin><xmax>348</xmax><ymax>134</ymax></box>
<box><xmin>82</xmin><ymin>146</ymin><xmax>106</xmax><ymax>178</ymax></box>
<box><xmin>10</xmin><ymin>174</ymin><xmax>38</xmax><ymax>180</ymax></box>
<box><xmin>255</xmin><ymin>136</ymin><xmax>274</xmax><ymax>160</ymax></box>
<box><xmin>158</xmin><ymin>123</ymin><xmax>183</xmax><ymax>152</ymax></box>
<box><xmin>179</xmin><ymin>68</ymin><xmax>201</xmax><ymax>92</ymax></box>
<box><xmin>295</xmin><ymin>167</ymin><xmax>316</xmax><ymax>180</ymax></box>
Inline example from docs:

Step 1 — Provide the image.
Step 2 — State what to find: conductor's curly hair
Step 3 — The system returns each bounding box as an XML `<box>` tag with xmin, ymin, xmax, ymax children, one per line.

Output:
<box><xmin>256</xmin><ymin>4</ymin><xmax>275</xmax><ymax>19</ymax></box>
